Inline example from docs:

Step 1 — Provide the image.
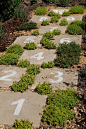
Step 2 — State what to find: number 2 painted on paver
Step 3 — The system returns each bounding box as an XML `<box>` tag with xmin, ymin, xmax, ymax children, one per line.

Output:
<box><xmin>0</xmin><ymin>70</ymin><xmax>16</xmax><ymax>81</ymax></box>
<box><xmin>30</xmin><ymin>52</ymin><xmax>44</xmax><ymax>60</ymax></box>
<box><xmin>49</xmin><ymin>71</ymin><xmax>63</xmax><ymax>83</ymax></box>
<box><xmin>11</xmin><ymin>99</ymin><xmax>25</xmax><ymax>115</ymax></box>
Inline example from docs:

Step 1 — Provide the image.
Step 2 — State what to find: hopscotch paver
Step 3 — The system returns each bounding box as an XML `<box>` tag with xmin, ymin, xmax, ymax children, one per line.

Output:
<box><xmin>31</xmin><ymin>67</ymin><xmax>78</xmax><ymax>91</ymax></box>
<box><xmin>50</xmin><ymin>9</ymin><xmax>69</xmax><ymax>15</ymax></box>
<box><xmin>0</xmin><ymin>65</ymin><xmax>27</xmax><ymax>88</ymax></box>
<box><xmin>20</xmin><ymin>49</ymin><xmax>56</xmax><ymax>65</ymax></box>
<box><xmin>0</xmin><ymin>91</ymin><xmax>47</xmax><ymax>127</ymax></box>
<box><xmin>13</xmin><ymin>35</ymin><xmax>42</xmax><ymax>48</ymax></box>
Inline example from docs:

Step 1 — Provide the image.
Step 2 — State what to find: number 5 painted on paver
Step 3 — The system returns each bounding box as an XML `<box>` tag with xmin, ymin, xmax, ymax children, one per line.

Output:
<box><xmin>11</xmin><ymin>99</ymin><xmax>25</xmax><ymax>115</ymax></box>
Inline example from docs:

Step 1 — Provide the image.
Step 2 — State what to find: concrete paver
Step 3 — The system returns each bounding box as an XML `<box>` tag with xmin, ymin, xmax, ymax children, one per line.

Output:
<box><xmin>50</xmin><ymin>9</ymin><xmax>69</xmax><ymax>15</ymax></box>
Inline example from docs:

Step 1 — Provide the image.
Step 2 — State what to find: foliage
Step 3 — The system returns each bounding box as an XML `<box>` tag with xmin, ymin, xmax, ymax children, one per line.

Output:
<box><xmin>0</xmin><ymin>53</ymin><xmax>19</xmax><ymax>65</ymax></box>
<box><xmin>42</xmin><ymin>0</ymin><xmax>58</xmax><ymax>4</ymax></box>
<box><xmin>43</xmin><ymin>31</ymin><xmax>54</xmax><ymax>39</ymax></box>
<box><xmin>18</xmin><ymin>59</ymin><xmax>30</xmax><ymax>68</ymax></box>
<box><xmin>66</xmin><ymin>24</ymin><xmax>83</xmax><ymax>35</ymax></box>
<box><xmin>58</xmin><ymin>0</ymin><xmax>69</xmax><ymax>7</ymax></box>
<box><xmin>70</xmin><ymin>20</ymin><xmax>86</xmax><ymax>29</ymax></box>
<box><xmin>24</xmin><ymin>42</ymin><xmax>37</xmax><ymax>50</ymax></box>
<box><xmin>62</xmin><ymin>11</ymin><xmax>70</xmax><ymax>16</ymax></box>
<box><xmin>30</xmin><ymin>0</ymin><xmax>37</xmax><ymax>5</ymax></box>
<box><xmin>18</xmin><ymin>21</ymin><xmax>37</xmax><ymax>31</ymax></box>
<box><xmin>41</xmin><ymin>61</ymin><xmax>54</xmax><ymax>69</ymax></box>
<box><xmin>69</xmin><ymin>5</ymin><xmax>85</xmax><ymax>14</ymax></box>
<box><xmin>35</xmin><ymin>6</ymin><xmax>47</xmax><ymax>15</ymax></box>
<box><xmin>0</xmin><ymin>25</ymin><xmax>4</xmax><ymax>41</ymax></box>
<box><xmin>13</xmin><ymin>119</ymin><xmax>33</xmax><ymax>129</ymax></box>
<box><xmin>11</xmin><ymin>73</ymin><xmax>35</xmax><ymax>92</ymax></box>
<box><xmin>50</xmin><ymin>16</ymin><xmax>59</xmax><ymax>23</ymax></box>
<box><xmin>27</xmin><ymin>64</ymin><xmax>41</xmax><ymax>75</ymax></box>
<box><xmin>59</xmin><ymin>18</ymin><xmax>68</xmax><ymax>26</ymax></box>
<box><xmin>32</xmin><ymin>30</ymin><xmax>39</xmax><ymax>36</ymax></box>
<box><xmin>6</xmin><ymin>44</ymin><xmax>23</xmax><ymax>55</ymax></box>
<box><xmin>48</xmin><ymin>11</ymin><xmax>60</xmax><ymax>18</ymax></box>
<box><xmin>41</xmin><ymin>20</ymin><xmax>49</xmax><ymax>26</ymax></box>
<box><xmin>35</xmin><ymin>81</ymin><xmax>52</xmax><ymax>95</ymax></box>
<box><xmin>53</xmin><ymin>29</ymin><xmax>61</xmax><ymax>35</ymax></box>
<box><xmin>40</xmin><ymin>37</ymin><xmax>49</xmax><ymax>46</ymax></box>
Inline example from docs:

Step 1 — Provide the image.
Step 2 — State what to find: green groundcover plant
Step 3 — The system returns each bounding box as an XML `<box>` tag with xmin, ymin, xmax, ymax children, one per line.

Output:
<box><xmin>70</xmin><ymin>20</ymin><xmax>86</xmax><ymax>29</ymax></box>
<box><xmin>50</xmin><ymin>16</ymin><xmax>59</xmax><ymax>23</ymax></box>
<box><xmin>32</xmin><ymin>30</ymin><xmax>39</xmax><ymax>36</ymax></box>
<box><xmin>6</xmin><ymin>44</ymin><xmax>23</xmax><ymax>55</ymax></box>
<box><xmin>69</xmin><ymin>5</ymin><xmax>85</xmax><ymax>14</ymax></box>
<box><xmin>48</xmin><ymin>11</ymin><xmax>60</xmax><ymax>18</ymax></box>
<box><xmin>62</xmin><ymin>11</ymin><xmax>70</xmax><ymax>16</ymax></box>
<box><xmin>18</xmin><ymin>59</ymin><xmax>30</xmax><ymax>68</ymax></box>
<box><xmin>24</xmin><ymin>42</ymin><xmax>37</xmax><ymax>50</ymax></box>
<box><xmin>41</xmin><ymin>20</ymin><xmax>49</xmax><ymax>26</ymax></box>
<box><xmin>53</xmin><ymin>29</ymin><xmax>61</xmax><ymax>35</ymax></box>
<box><xmin>35</xmin><ymin>81</ymin><xmax>52</xmax><ymax>95</ymax></box>
<box><xmin>35</xmin><ymin>6</ymin><xmax>47</xmax><ymax>15</ymax></box>
<box><xmin>59</xmin><ymin>18</ymin><xmax>68</xmax><ymax>26</ymax></box>
<box><xmin>58</xmin><ymin>0</ymin><xmax>70</xmax><ymax>7</ymax></box>
<box><xmin>41</xmin><ymin>61</ymin><xmax>54</xmax><ymax>69</ymax></box>
<box><xmin>43</xmin><ymin>31</ymin><xmax>54</xmax><ymax>39</ymax></box>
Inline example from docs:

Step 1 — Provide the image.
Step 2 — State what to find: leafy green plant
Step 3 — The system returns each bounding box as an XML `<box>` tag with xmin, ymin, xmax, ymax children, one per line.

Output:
<box><xmin>30</xmin><ymin>0</ymin><xmax>37</xmax><ymax>5</ymax></box>
<box><xmin>35</xmin><ymin>6</ymin><xmax>47</xmax><ymax>15</ymax></box>
<box><xmin>0</xmin><ymin>53</ymin><xmax>19</xmax><ymax>65</ymax></box>
<box><xmin>59</xmin><ymin>18</ymin><xmax>68</xmax><ymax>26</ymax></box>
<box><xmin>27</xmin><ymin>64</ymin><xmax>41</xmax><ymax>75</ymax></box>
<box><xmin>70</xmin><ymin>20</ymin><xmax>86</xmax><ymax>29</ymax></box>
<box><xmin>41</xmin><ymin>20</ymin><xmax>49</xmax><ymax>26</ymax></box>
<box><xmin>6</xmin><ymin>44</ymin><xmax>23</xmax><ymax>55</ymax></box>
<box><xmin>53</xmin><ymin>29</ymin><xmax>61</xmax><ymax>35</ymax></box>
<box><xmin>0</xmin><ymin>24</ymin><xmax>4</xmax><ymax>41</ymax></box>
<box><xmin>50</xmin><ymin>16</ymin><xmax>59</xmax><ymax>23</ymax></box>
<box><xmin>48</xmin><ymin>11</ymin><xmax>60</xmax><ymax>18</ymax></box>
<box><xmin>32</xmin><ymin>30</ymin><xmax>39</xmax><ymax>36</ymax></box>
<box><xmin>18</xmin><ymin>21</ymin><xmax>37</xmax><ymax>31</ymax></box>
<box><xmin>66</xmin><ymin>24</ymin><xmax>83</xmax><ymax>35</ymax></box>
<box><xmin>62</xmin><ymin>11</ymin><xmax>70</xmax><ymax>16</ymax></box>
<box><xmin>13</xmin><ymin>119</ymin><xmax>33</xmax><ymax>129</ymax></box>
<box><xmin>58</xmin><ymin>0</ymin><xmax>69</xmax><ymax>7</ymax></box>
<box><xmin>24</xmin><ymin>42</ymin><xmax>37</xmax><ymax>50</ymax></box>
<box><xmin>41</xmin><ymin>61</ymin><xmax>54</xmax><ymax>69</ymax></box>
<box><xmin>40</xmin><ymin>37</ymin><xmax>50</xmax><ymax>46</ymax></box>
<box><xmin>43</xmin><ymin>31</ymin><xmax>54</xmax><ymax>39</ymax></box>
<box><xmin>35</xmin><ymin>81</ymin><xmax>52</xmax><ymax>95</ymax></box>
<box><xmin>18</xmin><ymin>59</ymin><xmax>30</xmax><ymax>68</ymax></box>
<box><xmin>42</xmin><ymin>0</ymin><xmax>58</xmax><ymax>4</ymax></box>
<box><xmin>69</xmin><ymin>5</ymin><xmax>85</xmax><ymax>14</ymax></box>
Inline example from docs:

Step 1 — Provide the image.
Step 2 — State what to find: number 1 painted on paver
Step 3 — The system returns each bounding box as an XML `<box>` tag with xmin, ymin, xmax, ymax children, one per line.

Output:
<box><xmin>11</xmin><ymin>99</ymin><xmax>25</xmax><ymax>115</ymax></box>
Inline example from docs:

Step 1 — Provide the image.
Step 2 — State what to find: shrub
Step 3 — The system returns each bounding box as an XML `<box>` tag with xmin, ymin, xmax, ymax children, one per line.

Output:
<box><xmin>62</xmin><ymin>11</ymin><xmax>70</xmax><ymax>16</ymax></box>
<box><xmin>69</xmin><ymin>5</ymin><xmax>85</xmax><ymax>14</ymax></box>
<box><xmin>30</xmin><ymin>0</ymin><xmax>37</xmax><ymax>5</ymax></box>
<box><xmin>18</xmin><ymin>21</ymin><xmax>37</xmax><ymax>31</ymax></box>
<box><xmin>18</xmin><ymin>59</ymin><xmax>30</xmax><ymax>68</ymax></box>
<box><xmin>13</xmin><ymin>119</ymin><xmax>33</xmax><ymax>129</ymax></box>
<box><xmin>0</xmin><ymin>53</ymin><xmax>19</xmax><ymax>65</ymax></box>
<box><xmin>41</xmin><ymin>20</ymin><xmax>49</xmax><ymax>26</ymax></box>
<box><xmin>41</xmin><ymin>61</ymin><xmax>54</xmax><ymax>69</ymax></box>
<box><xmin>27</xmin><ymin>64</ymin><xmax>41</xmax><ymax>75</ymax></box>
<box><xmin>24</xmin><ymin>42</ymin><xmax>37</xmax><ymax>50</ymax></box>
<box><xmin>35</xmin><ymin>6</ymin><xmax>47</xmax><ymax>15</ymax></box>
<box><xmin>66</xmin><ymin>24</ymin><xmax>83</xmax><ymax>35</ymax></box>
<box><xmin>35</xmin><ymin>81</ymin><xmax>52</xmax><ymax>95</ymax></box>
<box><xmin>42</xmin><ymin>0</ymin><xmax>58</xmax><ymax>4</ymax></box>
<box><xmin>58</xmin><ymin>0</ymin><xmax>69</xmax><ymax>7</ymax></box>
<box><xmin>32</xmin><ymin>30</ymin><xmax>39</xmax><ymax>36</ymax></box>
<box><xmin>6</xmin><ymin>44</ymin><xmax>23</xmax><ymax>55</ymax></box>
<box><xmin>53</xmin><ymin>29</ymin><xmax>61</xmax><ymax>35</ymax></box>
<box><xmin>48</xmin><ymin>11</ymin><xmax>60</xmax><ymax>18</ymax></box>
<box><xmin>0</xmin><ymin>25</ymin><xmax>4</xmax><ymax>41</ymax></box>
<box><xmin>70</xmin><ymin>20</ymin><xmax>86</xmax><ymax>29</ymax></box>
<box><xmin>50</xmin><ymin>16</ymin><xmax>59</xmax><ymax>23</ymax></box>
<box><xmin>40</xmin><ymin>37</ymin><xmax>50</xmax><ymax>46</ymax></box>
<box><xmin>59</xmin><ymin>18</ymin><xmax>68</xmax><ymax>26</ymax></box>
<box><xmin>43</xmin><ymin>31</ymin><xmax>54</xmax><ymax>39</ymax></box>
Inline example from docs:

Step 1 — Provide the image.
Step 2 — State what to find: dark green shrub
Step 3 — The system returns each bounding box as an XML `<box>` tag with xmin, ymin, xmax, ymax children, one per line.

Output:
<box><xmin>59</xmin><ymin>18</ymin><xmax>68</xmax><ymax>26</ymax></box>
<box><xmin>69</xmin><ymin>5</ymin><xmax>85</xmax><ymax>14</ymax></box>
<box><xmin>18</xmin><ymin>59</ymin><xmax>30</xmax><ymax>68</ymax></box>
<box><xmin>35</xmin><ymin>81</ymin><xmax>52</xmax><ymax>95</ymax></box>
<box><xmin>27</xmin><ymin>64</ymin><xmax>41</xmax><ymax>75</ymax></box>
<box><xmin>41</xmin><ymin>20</ymin><xmax>49</xmax><ymax>26</ymax></box>
<box><xmin>18</xmin><ymin>21</ymin><xmax>37</xmax><ymax>31</ymax></box>
<box><xmin>41</xmin><ymin>61</ymin><xmax>54</xmax><ymax>69</ymax></box>
<box><xmin>70</xmin><ymin>20</ymin><xmax>86</xmax><ymax>29</ymax></box>
<box><xmin>35</xmin><ymin>6</ymin><xmax>47</xmax><ymax>15</ymax></box>
<box><xmin>66</xmin><ymin>24</ymin><xmax>83</xmax><ymax>35</ymax></box>
<box><xmin>24</xmin><ymin>42</ymin><xmax>37</xmax><ymax>50</ymax></box>
<box><xmin>0</xmin><ymin>53</ymin><xmax>19</xmax><ymax>65</ymax></box>
<box><xmin>53</xmin><ymin>29</ymin><xmax>61</xmax><ymax>35</ymax></box>
<box><xmin>30</xmin><ymin>0</ymin><xmax>37</xmax><ymax>5</ymax></box>
<box><xmin>43</xmin><ymin>31</ymin><xmax>54</xmax><ymax>39</ymax></box>
<box><xmin>62</xmin><ymin>11</ymin><xmax>70</xmax><ymax>16</ymax></box>
<box><xmin>59</xmin><ymin>0</ymin><xmax>69</xmax><ymax>7</ymax></box>
<box><xmin>32</xmin><ymin>30</ymin><xmax>39</xmax><ymax>36</ymax></box>
<box><xmin>50</xmin><ymin>16</ymin><xmax>59</xmax><ymax>23</ymax></box>
<box><xmin>6</xmin><ymin>44</ymin><xmax>23</xmax><ymax>55</ymax></box>
<box><xmin>0</xmin><ymin>25</ymin><xmax>4</xmax><ymax>41</ymax></box>
<box><xmin>13</xmin><ymin>119</ymin><xmax>33</xmax><ymax>129</ymax></box>
<box><xmin>43</xmin><ymin>0</ymin><xmax>58</xmax><ymax>4</ymax></box>
<box><xmin>48</xmin><ymin>11</ymin><xmax>60</xmax><ymax>18</ymax></box>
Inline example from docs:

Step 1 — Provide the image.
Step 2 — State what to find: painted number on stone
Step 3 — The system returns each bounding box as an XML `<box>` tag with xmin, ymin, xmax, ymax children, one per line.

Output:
<box><xmin>60</xmin><ymin>38</ymin><xmax>71</xmax><ymax>44</ymax></box>
<box><xmin>66</xmin><ymin>17</ymin><xmax>75</xmax><ymax>22</ymax></box>
<box><xmin>50</xmin><ymin>27</ymin><xmax>58</xmax><ymax>32</ymax></box>
<box><xmin>11</xmin><ymin>99</ymin><xmax>25</xmax><ymax>115</ymax></box>
<box><xmin>49</xmin><ymin>71</ymin><xmax>63</xmax><ymax>83</ymax></box>
<box><xmin>39</xmin><ymin>17</ymin><xmax>48</xmax><ymax>21</ymax></box>
<box><xmin>24</xmin><ymin>37</ymin><xmax>36</xmax><ymax>43</ymax></box>
<box><xmin>30</xmin><ymin>52</ymin><xmax>44</xmax><ymax>60</ymax></box>
<box><xmin>51</xmin><ymin>9</ymin><xmax>68</xmax><ymax>15</ymax></box>
<box><xmin>0</xmin><ymin>70</ymin><xmax>16</xmax><ymax>81</ymax></box>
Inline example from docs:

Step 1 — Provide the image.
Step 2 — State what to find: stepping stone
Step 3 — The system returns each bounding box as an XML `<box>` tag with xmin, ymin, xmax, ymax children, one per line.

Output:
<box><xmin>31</xmin><ymin>67</ymin><xmax>78</xmax><ymax>91</ymax></box>
<box><xmin>39</xmin><ymin>25</ymin><xmax>67</xmax><ymax>34</ymax></box>
<box><xmin>0</xmin><ymin>91</ymin><xmax>47</xmax><ymax>127</ymax></box>
<box><xmin>20</xmin><ymin>49</ymin><xmax>56</xmax><ymax>66</ymax></box>
<box><xmin>0</xmin><ymin>65</ymin><xmax>27</xmax><ymax>88</ymax></box>
<box><xmin>13</xmin><ymin>35</ymin><xmax>42</xmax><ymax>48</ymax></box>
<box><xmin>51</xmin><ymin>35</ymin><xmax>82</xmax><ymax>47</ymax></box>
<box><xmin>50</xmin><ymin>9</ymin><xmax>69</xmax><ymax>15</ymax></box>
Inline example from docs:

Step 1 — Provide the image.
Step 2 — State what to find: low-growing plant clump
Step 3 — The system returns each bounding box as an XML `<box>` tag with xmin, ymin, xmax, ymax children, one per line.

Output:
<box><xmin>6</xmin><ymin>44</ymin><xmax>23</xmax><ymax>55</ymax></box>
<box><xmin>35</xmin><ymin>6</ymin><xmax>47</xmax><ymax>15</ymax></box>
<box><xmin>0</xmin><ymin>53</ymin><xmax>19</xmax><ymax>65</ymax></box>
<box><xmin>41</xmin><ymin>20</ymin><xmax>49</xmax><ymax>26</ymax></box>
<box><xmin>13</xmin><ymin>119</ymin><xmax>33</xmax><ymax>129</ymax></box>
<box><xmin>24</xmin><ymin>42</ymin><xmax>37</xmax><ymax>50</ymax></box>
<box><xmin>70</xmin><ymin>20</ymin><xmax>86</xmax><ymax>29</ymax></box>
<box><xmin>41</xmin><ymin>61</ymin><xmax>54</xmax><ymax>69</ymax></box>
<box><xmin>35</xmin><ymin>81</ymin><xmax>52</xmax><ymax>95</ymax></box>
<box><xmin>66</xmin><ymin>24</ymin><xmax>83</xmax><ymax>35</ymax></box>
<box><xmin>18</xmin><ymin>59</ymin><xmax>30</xmax><ymax>68</ymax></box>
<box><xmin>59</xmin><ymin>0</ymin><xmax>70</xmax><ymax>7</ymax></box>
<box><xmin>53</xmin><ymin>29</ymin><xmax>61</xmax><ymax>35</ymax></box>
<box><xmin>48</xmin><ymin>11</ymin><xmax>60</xmax><ymax>18</ymax></box>
<box><xmin>59</xmin><ymin>18</ymin><xmax>68</xmax><ymax>26</ymax></box>
<box><xmin>32</xmin><ymin>30</ymin><xmax>39</xmax><ymax>36</ymax></box>
<box><xmin>62</xmin><ymin>11</ymin><xmax>70</xmax><ymax>16</ymax></box>
<box><xmin>43</xmin><ymin>31</ymin><xmax>54</xmax><ymax>39</ymax></box>
<box><xmin>69</xmin><ymin>5</ymin><xmax>85</xmax><ymax>14</ymax></box>
<box><xmin>50</xmin><ymin>16</ymin><xmax>59</xmax><ymax>23</ymax></box>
